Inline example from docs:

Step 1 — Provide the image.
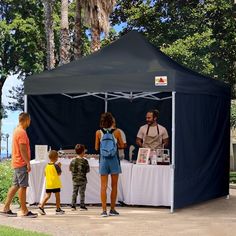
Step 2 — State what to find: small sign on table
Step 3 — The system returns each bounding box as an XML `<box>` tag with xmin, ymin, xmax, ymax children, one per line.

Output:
<box><xmin>35</xmin><ymin>145</ymin><xmax>48</xmax><ymax>161</ymax></box>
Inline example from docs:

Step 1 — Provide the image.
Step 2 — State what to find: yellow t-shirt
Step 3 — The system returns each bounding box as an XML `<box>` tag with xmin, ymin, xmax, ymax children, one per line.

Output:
<box><xmin>45</xmin><ymin>163</ymin><xmax>62</xmax><ymax>189</ymax></box>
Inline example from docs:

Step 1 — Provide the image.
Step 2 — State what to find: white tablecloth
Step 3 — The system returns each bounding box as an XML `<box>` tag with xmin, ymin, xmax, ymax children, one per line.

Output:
<box><xmin>128</xmin><ymin>165</ymin><xmax>171</xmax><ymax>206</ymax></box>
<box><xmin>27</xmin><ymin>159</ymin><xmax>171</xmax><ymax>206</ymax></box>
<box><xmin>27</xmin><ymin>159</ymin><xmax>132</xmax><ymax>205</ymax></box>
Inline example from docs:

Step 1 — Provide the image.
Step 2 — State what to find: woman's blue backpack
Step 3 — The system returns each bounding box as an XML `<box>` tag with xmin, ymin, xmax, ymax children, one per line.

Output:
<box><xmin>100</xmin><ymin>129</ymin><xmax>117</xmax><ymax>158</ymax></box>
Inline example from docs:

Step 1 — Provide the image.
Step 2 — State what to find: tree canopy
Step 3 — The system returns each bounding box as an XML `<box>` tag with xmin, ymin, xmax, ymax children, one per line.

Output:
<box><xmin>111</xmin><ymin>0</ymin><xmax>236</xmax><ymax>97</ymax></box>
<box><xmin>1</xmin><ymin>0</ymin><xmax>90</xmax><ymax>111</ymax></box>
<box><xmin>1</xmin><ymin>0</ymin><xmax>236</xmax><ymax>114</ymax></box>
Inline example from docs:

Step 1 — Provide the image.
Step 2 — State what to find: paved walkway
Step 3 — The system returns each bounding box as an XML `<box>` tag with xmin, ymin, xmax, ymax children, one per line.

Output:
<box><xmin>1</xmin><ymin>189</ymin><xmax>236</xmax><ymax>236</ymax></box>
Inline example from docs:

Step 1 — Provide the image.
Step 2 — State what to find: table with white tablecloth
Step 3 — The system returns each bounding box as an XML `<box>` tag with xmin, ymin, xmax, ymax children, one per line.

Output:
<box><xmin>27</xmin><ymin>159</ymin><xmax>171</xmax><ymax>206</ymax></box>
<box><xmin>128</xmin><ymin>165</ymin><xmax>171</xmax><ymax>206</ymax></box>
<box><xmin>27</xmin><ymin>158</ymin><xmax>133</xmax><ymax>205</ymax></box>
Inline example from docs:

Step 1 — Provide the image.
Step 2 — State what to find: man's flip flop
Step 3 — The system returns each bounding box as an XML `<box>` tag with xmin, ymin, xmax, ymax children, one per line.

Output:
<box><xmin>21</xmin><ymin>211</ymin><xmax>38</xmax><ymax>218</ymax></box>
<box><xmin>0</xmin><ymin>210</ymin><xmax>17</xmax><ymax>217</ymax></box>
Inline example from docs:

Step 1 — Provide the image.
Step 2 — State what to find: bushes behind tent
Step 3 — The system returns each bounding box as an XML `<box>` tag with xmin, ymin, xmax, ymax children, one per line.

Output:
<box><xmin>0</xmin><ymin>160</ymin><xmax>18</xmax><ymax>204</ymax></box>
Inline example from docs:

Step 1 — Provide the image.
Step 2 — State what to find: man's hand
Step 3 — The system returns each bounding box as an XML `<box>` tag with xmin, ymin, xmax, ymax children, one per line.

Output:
<box><xmin>57</xmin><ymin>162</ymin><xmax>61</xmax><ymax>168</ymax></box>
<box><xmin>19</xmin><ymin>143</ymin><xmax>31</xmax><ymax>172</ymax></box>
<box><xmin>136</xmin><ymin>137</ymin><xmax>143</xmax><ymax>147</ymax></box>
<box><xmin>27</xmin><ymin>163</ymin><xmax>31</xmax><ymax>172</ymax></box>
<box><xmin>163</xmin><ymin>138</ymin><xmax>169</xmax><ymax>148</ymax></box>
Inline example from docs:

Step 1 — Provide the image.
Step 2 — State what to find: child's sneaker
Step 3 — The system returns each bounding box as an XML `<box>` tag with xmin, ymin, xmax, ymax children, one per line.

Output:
<box><xmin>38</xmin><ymin>207</ymin><xmax>46</xmax><ymax>215</ymax></box>
<box><xmin>80</xmin><ymin>205</ymin><xmax>88</xmax><ymax>211</ymax></box>
<box><xmin>55</xmin><ymin>208</ymin><xmax>65</xmax><ymax>215</ymax></box>
<box><xmin>71</xmin><ymin>206</ymin><xmax>76</xmax><ymax>211</ymax></box>
<box><xmin>101</xmin><ymin>211</ymin><xmax>108</xmax><ymax>217</ymax></box>
<box><xmin>109</xmin><ymin>209</ymin><xmax>119</xmax><ymax>216</ymax></box>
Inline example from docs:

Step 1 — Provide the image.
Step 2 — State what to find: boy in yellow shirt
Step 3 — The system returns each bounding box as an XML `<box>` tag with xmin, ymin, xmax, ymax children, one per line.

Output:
<box><xmin>38</xmin><ymin>150</ymin><xmax>65</xmax><ymax>215</ymax></box>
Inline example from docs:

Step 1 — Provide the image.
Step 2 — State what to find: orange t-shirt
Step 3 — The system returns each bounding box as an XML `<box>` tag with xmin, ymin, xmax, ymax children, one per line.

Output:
<box><xmin>95</xmin><ymin>129</ymin><xmax>125</xmax><ymax>151</ymax></box>
<box><xmin>11</xmin><ymin>126</ymin><xmax>31</xmax><ymax>169</ymax></box>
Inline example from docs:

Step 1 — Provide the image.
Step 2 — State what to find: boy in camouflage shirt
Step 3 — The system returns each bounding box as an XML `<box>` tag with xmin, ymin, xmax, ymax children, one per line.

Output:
<box><xmin>69</xmin><ymin>144</ymin><xmax>90</xmax><ymax>211</ymax></box>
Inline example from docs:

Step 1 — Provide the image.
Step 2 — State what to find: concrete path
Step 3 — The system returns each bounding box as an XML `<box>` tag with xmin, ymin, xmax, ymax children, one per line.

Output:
<box><xmin>1</xmin><ymin>189</ymin><xmax>236</xmax><ymax>236</ymax></box>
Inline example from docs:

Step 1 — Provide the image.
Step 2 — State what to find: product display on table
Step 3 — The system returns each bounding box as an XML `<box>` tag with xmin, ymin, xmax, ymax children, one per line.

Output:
<box><xmin>136</xmin><ymin>148</ymin><xmax>170</xmax><ymax>165</ymax></box>
<box><xmin>136</xmin><ymin>148</ymin><xmax>150</xmax><ymax>165</ymax></box>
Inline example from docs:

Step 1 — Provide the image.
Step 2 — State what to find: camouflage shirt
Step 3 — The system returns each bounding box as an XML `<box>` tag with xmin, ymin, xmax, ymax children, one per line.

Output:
<box><xmin>69</xmin><ymin>157</ymin><xmax>90</xmax><ymax>184</ymax></box>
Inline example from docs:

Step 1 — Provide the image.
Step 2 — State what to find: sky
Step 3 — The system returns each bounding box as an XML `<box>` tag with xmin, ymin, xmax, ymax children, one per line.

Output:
<box><xmin>1</xmin><ymin>75</ymin><xmax>22</xmax><ymax>155</ymax></box>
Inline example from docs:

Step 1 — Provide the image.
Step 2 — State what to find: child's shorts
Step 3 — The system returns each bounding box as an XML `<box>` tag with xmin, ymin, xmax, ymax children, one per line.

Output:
<box><xmin>99</xmin><ymin>155</ymin><xmax>122</xmax><ymax>175</ymax></box>
<box><xmin>46</xmin><ymin>188</ymin><xmax>61</xmax><ymax>193</ymax></box>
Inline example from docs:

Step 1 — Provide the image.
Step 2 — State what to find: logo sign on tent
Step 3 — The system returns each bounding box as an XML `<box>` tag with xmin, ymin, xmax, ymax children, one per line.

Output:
<box><xmin>155</xmin><ymin>76</ymin><xmax>168</xmax><ymax>86</ymax></box>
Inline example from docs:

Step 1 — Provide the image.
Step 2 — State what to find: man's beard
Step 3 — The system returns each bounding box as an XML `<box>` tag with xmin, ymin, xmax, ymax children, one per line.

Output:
<box><xmin>147</xmin><ymin>120</ymin><xmax>155</xmax><ymax>125</ymax></box>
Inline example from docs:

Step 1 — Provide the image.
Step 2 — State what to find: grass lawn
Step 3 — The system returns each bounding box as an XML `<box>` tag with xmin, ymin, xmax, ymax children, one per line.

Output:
<box><xmin>0</xmin><ymin>225</ymin><xmax>50</xmax><ymax>236</ymax></box>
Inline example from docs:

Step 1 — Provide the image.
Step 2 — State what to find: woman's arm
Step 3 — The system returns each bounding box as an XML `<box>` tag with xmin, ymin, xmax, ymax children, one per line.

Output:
<box><xmin>95</xmin><ymin>130</ymin><xmax>101</xmax><ymax>151</ymax></box>
<box><xmin>115</xmin><ymin>130</ymin><xmax>125</xmax><ymax>149</ymax></box>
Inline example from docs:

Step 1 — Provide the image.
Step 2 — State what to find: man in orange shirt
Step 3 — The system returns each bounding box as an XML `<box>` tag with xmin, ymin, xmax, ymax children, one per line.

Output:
<box><xmin>0</xmin><ymin>112</ymin><xmax>38</xmax><ymax>218</ymax></box>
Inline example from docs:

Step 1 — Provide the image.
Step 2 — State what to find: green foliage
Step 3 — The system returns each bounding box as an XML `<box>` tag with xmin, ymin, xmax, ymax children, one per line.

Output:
<box><xmin>111</xmin><ymin>0</ymin><xmax>236</xmax><ymax>97</ymax></box>
<box><xmin>0</xmin><ymin>160</ymin><xmax>18</xmax><ymax>204</ymax></box>
<box><xmin>230</xmin><ymin>172</ymin><xmax>236</xmax><ymax>184</ymax></box>
<box><xmin>161</xmin><ymin>30</ymin><xmax>215</xmax><ymax>76</ymax></box>
<box><xmin>1</xmin><ymin>0</ymin><xmax>91</xmax><ymax>112</ymax></box>
<box><xmin>0</xmin><ymin>105</ymin><xmax>7</xmax><ymax>119</ymax></box>
<box><xmin>0</xmin><ymin>225</ymin><xmax>50</xmax><ymax>236</ymax></box>
<box><xmin>101</xmin><ymin>28</ymin><xmax>119</xmax><ymax>47</ymax></box>
<box><xmin>0</xmin><ymin>0</ymin><xmax>46</xmax><ymax>112</ymax></box>
<box><xmin>231</xmin><ymin>102</ymin><xmax>236</xmax><ymax>128</ymax></box>
<box><xmin>2</xmin><ymin>0</ymin><xmax>236</xmax><ymax>113</ymax></box>
<box><xmin>0</xmin><ymin>0</ymin><xmax>46</xmax><ymax>77</ymax></box>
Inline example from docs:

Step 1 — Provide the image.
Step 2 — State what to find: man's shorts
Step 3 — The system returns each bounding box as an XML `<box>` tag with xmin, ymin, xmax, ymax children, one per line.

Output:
<box><xmin>99</xmin><ymin>155</ymin><xmax>122</xmax><ymax>175</ymax></box>
<box><xmin>13</xmin><ymin>165</ymin><xmax>29</xmax><ymax>187</ymax></box>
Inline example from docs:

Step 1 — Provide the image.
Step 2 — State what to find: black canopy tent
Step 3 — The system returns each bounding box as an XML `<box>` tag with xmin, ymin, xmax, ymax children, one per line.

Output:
<box><xmin>24</xmin><ymin>31</ymin><xmax>231</xmax><ymax>211</ymax></box>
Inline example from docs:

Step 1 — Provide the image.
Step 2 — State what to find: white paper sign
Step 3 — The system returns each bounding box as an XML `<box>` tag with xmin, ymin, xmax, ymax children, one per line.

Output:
<box><xmin>35</xmin><ymin>145</ymin><xmax>48</xmax><ymax>161</ymax></box>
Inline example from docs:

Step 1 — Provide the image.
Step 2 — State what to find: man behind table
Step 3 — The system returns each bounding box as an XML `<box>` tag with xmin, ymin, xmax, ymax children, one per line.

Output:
<box><xmin>136</xmin><ymin>109</ymin><xmax>169</xmax><ymax>149</ymax></box>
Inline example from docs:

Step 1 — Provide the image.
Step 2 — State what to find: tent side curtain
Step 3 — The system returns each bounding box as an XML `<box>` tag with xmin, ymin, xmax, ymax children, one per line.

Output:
<box><xmin>27</xmin><ymin>93</ymin><xmax>172</xmax><ymax>159</ymax></box>
<box><xmin>27</xmin><ymin>94</ymin><xmax>105</xmax><ymax>155</ymax></box>
<box><xmin>174</xmin><ymin>93</ymin><xmax>230</xmax><ymax>209</ymax></box>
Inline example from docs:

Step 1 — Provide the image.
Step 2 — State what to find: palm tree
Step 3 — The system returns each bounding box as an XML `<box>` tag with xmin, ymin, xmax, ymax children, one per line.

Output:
<box><xmin>81</xmin><ymin>0</ymin><xmax>116</xmax><ymax>52</ymax></box>
<box><xmin>60</xmin><ymin>0</ymin><xmax>70</xmax><ymax>65</ymax></box>
<box><xmin>74</xmin><ymin>0</ymin><xmax>82</xmax><ymax>59</ymax></box>
<box><xmin>42</xmin><ymin>0</ymin><xmax>55</xmax><ymax>70</ymax></box>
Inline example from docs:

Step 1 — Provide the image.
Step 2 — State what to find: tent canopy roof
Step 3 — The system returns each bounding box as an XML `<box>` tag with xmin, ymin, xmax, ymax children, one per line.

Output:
<box><xmin>24</xmin><ymin>31</ymin><xmax>230</xmax><ymax>98</ymax></box>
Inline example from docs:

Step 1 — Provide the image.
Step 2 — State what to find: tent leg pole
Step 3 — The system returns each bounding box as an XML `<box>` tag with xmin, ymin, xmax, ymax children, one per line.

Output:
<box><xmin>105</xmin><ymin>93</ymin><xmax>108</xmax><ymax>112</ymax></box>
<box><xmin>24</xmin><ymin>95</ymin><xmax>28</xmax><ymax>112</ymax></box>
<box><xmin>170</xmin><ymin>91</ymin><xmax>176</xmax><ymax>213</ymax></box>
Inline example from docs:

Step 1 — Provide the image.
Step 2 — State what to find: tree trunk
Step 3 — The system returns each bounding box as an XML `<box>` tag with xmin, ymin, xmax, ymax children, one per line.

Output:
<box><xmin>0</xmin><ymin>77</ymin><xmax>6</xmax><ymax>158</ymax></box>
<box><xmin>42</xmin><ymin>0</ymin><xmax>55</xmax><ymax>70</ymax></box>
<box><xmin>0</xmin><ymin>82</ymin><xmax>2</xmax><ymax>158</ymax></box>
<box><xmin>60</xmin><ymin>0</ymin><xmax>70</xmax><ymax>65</ymax></box>
<box><xmin>91</xmin><ymin>25</ymin><xmax>101</xmax><ymax>52</ymax></box>
<box><xmin>234</xmin><ymin>1</ymin><xmax>236</xmax><ymax>96</ymax></box>
<box><xmin>74</xmin><ymin>0</ymin><xmax>82</xmax><ymax>59</ymax></box>
<box><xmin>91</xmin><ymin>8</ymin><xmax>101</xmax><ymax>53</ymax></box>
